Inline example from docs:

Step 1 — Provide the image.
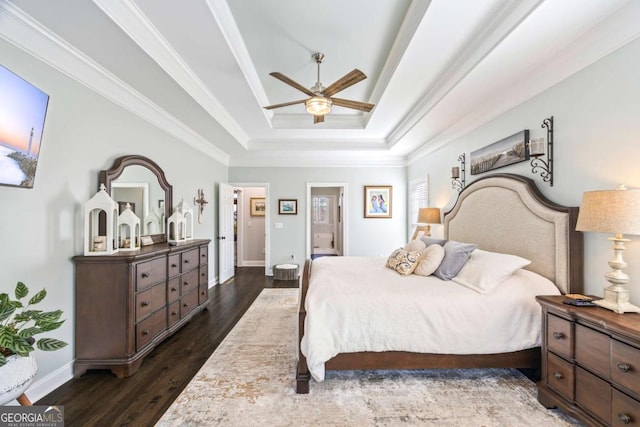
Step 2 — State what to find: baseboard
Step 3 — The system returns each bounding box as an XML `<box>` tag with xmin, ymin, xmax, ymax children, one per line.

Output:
<box><xmin>238</xmin><ymin>261</ymin><xmax>265</xmax><ymax>267</ymax></box>
<box><xmin>4</xmin><ymin>360</ymin><xmax>74</xmax><ymax>406</ymax></box>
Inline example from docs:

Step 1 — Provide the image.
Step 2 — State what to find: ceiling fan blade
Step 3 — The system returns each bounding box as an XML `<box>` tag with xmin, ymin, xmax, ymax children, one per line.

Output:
<box><xmin>330</xmin><ymin>97</ymin><xmax>375</xmax><ymax>112</ymax></box>
<box><xmin>269</xmin><ymin>72</ymin><xmax>316</xmax><ymax>97</ymax></box>
<box><xmin>263</xmin><ymin>99</ymin><xmax>308</xmax><ymax>110</ymax></box>
<box><xmin>313</xmin><ymin>115</ymin><xmax>325</xmax><ymax>124</ymax></box>
<box><xmin>321</xmin><ymin>69</ymin><xmax>367</xmax><ymax>97</ymax></box>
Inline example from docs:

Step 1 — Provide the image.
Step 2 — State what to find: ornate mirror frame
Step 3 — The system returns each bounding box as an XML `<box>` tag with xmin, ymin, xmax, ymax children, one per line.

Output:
<box><xmin>99</xmin><ymin>155</ymin><xmax>173</xmax><ymax>244</ymax></box>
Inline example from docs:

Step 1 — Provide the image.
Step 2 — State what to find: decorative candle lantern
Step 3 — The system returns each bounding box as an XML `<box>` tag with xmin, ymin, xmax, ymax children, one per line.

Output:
<box><xmin>177</xmin><ymin>198</ymin><xmax>194</xmax><ymax>240</ymax></box>
<box><xmin>118</xmin><ymin>203</ymin><xmax>141</xmax><ymax>251</ymax></box>
<box><xmin>84</xmin><ymin>183</ymin><xmax>119</xmax><ymax>256</ymax></box>
<box><xmin>167</xmin><ymin>209</ymin><xmax>186</xmax><ymax>244</ymax></box>
<box><xmin>143</xmin><ymin>209</ymin><xmax>161</xmax><ymax>235</ymax></box>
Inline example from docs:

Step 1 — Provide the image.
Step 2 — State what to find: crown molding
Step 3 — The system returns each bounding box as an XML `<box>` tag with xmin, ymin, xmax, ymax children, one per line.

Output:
<box><xmin>0</xmin><ymin>1</ymin><xmax>231</xmax><ymax>165</ymax></box>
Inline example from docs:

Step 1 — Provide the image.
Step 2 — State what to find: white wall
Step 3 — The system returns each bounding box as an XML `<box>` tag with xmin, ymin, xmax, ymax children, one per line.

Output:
<box><xmin>229</xmin><ymin>167</ymin><xmax>407</xmax><ymax>267</ymax></box>
<box><xmin>408</xmin><ymin>37</ymin><xmax>640</xmax><ymax>305</ymax></box>
<box><xmin>0</xmin><ymin>39</ymin><xmax>230</xmax><ymax>397</ymax></box>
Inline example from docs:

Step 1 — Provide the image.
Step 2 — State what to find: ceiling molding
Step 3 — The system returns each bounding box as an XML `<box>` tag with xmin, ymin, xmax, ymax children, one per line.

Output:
<box><xmin>92</xmin><ymin>0</ymin><xmax>249</xmax><ymax>149</ymax></box>
<box><xmin>0</xmin><ymin>1</ymin><xmax>231</xmax><ymax>165</ymax></box>
<box><xmin>230</xmin><ymin>150</ymin><xmax>407</xmax><ymax>168</ymax></box>
<box><xmin>247</xmin><ymin>137</ymin><xmax>387</xmax><ymax>151</ymax></box>
<box><xmin>271</xmin><ymin>113</ymin><xmax>366</xmax><ymax>130</ymax></box>
<box><xmin>364</xmin><ymin>0</ymin><xmax>432</xmax><ymax>127</ymax></box>
<box><xmin>385</xmin><ymin>0</ymin><xmax>544</xmax><ymax>148</ymax></box>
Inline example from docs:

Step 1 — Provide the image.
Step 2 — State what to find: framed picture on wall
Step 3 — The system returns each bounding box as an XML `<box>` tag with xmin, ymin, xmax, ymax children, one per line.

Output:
<box><xmin>278</xmin><ymin>199</ymin><xmax>297</xmax><ymax>215</ymax></box>
<box><xmin>364</xmin><ymin>185</ymin><xmax>392</xmax><ymax>218</ymax></box>
<box><xmin>470</xmin><ymin>130</ymin><xmax>530</xmax><ymax>175</ymax></box>
<box><xmin>250</xmin><ymin>197</ymin><xmax>265</xmax><ymax>216</ymax></box>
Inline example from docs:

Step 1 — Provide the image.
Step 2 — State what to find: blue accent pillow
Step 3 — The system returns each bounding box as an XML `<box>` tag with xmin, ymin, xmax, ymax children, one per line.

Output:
<box><xmin>432</xmin><ymin>241</ymin><xmax>477</xmax><ymax>280</ymax></box>
<box><xmin>420</xmin><ymin>237</ymin><xmax>447</xmax><ymax>247</ymax></box>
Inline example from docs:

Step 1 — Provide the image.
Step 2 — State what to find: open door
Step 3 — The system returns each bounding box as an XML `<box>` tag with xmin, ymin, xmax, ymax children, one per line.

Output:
<box><xmin>218</xmin><ymin>182</ymin><xmax>235</xmax><ymax>283</ymax></box>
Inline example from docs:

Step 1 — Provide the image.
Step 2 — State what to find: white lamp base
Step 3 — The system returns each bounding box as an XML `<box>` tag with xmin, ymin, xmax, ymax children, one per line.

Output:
<box><xmin>593</xmin><ymin>285</ymin><xmax>640</xmax><ymax>314</ymax></box>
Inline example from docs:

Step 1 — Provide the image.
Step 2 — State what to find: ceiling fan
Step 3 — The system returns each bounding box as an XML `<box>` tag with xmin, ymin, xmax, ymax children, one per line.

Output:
<box><xmin>263</xmin><ymin>52</ymin><xmax>375</xmax><ymax>124</ymax></box>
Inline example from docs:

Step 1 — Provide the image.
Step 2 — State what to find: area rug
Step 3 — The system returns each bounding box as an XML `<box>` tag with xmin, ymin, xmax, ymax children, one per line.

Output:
<box><xmin>157</xmin><ymin>289</ymin><xmax>581</xmax><ymax>427</ymax></box>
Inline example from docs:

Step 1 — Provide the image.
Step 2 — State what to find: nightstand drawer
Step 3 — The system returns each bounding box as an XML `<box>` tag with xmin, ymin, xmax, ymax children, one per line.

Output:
<box><xmin>576</xmin><ymin>367</ymin><xmax>611</xmax><ymax>425</ymax></box>
<box><xmin>576</xmin><ymin>324</ymin><xmax>610</xmax><ymax>380</ymax></box>
<box><xmin>547</xmin><ymin>314</ymin><xmax>573</xmax><ymax>359</ymax></box>
<box><xmin>612</xmin><ymin>389</ymin><xmax>640</xmax><ymax>427</ymax></box>
<box><xmin>547</xmin><ymin>352</ymin><xmax>575</xmax><ymax>400</ymax></box>
<box><xmin>612</xmin><ymin>340</ymin><xmax>640</xmax><ymax>398</ymax></box>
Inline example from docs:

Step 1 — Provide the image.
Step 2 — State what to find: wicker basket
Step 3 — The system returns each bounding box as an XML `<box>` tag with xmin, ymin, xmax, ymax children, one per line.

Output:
<box><xmin>273</xmin><ymin>264</ymin><xmax>299</xmax><ymax>280</ymax></box>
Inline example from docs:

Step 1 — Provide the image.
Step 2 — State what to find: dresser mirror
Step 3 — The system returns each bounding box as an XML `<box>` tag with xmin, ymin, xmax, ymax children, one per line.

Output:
<box><xmin>99</xmin><ymin>155</ymin><xmax>173</xmax><ymax>243</ymax></box>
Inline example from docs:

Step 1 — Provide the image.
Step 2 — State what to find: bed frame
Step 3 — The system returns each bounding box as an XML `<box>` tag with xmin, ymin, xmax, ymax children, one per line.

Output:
<box><xmin>296</xmin><ymin>174</ymin><xmax>583</xmax><ymax>393</ymax></box>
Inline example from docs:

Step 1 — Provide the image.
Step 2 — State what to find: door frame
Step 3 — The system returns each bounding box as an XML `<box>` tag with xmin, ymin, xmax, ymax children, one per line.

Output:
<box><xmin>306</xmin><ymin>182</ymin><xmax>348</xmax><ymax>260</ymax></box>
<box><xmin>231</xmin><ymin>182</ymin><xmax>270</xmax><ymax>276</ymax></box>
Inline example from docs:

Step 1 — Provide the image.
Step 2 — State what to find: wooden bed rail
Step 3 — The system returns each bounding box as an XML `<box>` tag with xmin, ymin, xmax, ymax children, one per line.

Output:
<box><xmin>296</xmin><ymin>259</ymin><xmax>312</xmax><ymax>394</ymax></box>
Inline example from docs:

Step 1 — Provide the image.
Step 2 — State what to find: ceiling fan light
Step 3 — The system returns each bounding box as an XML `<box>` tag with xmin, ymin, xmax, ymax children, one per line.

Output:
<box><xmin>305</xmin><ymin>96</ymin><xmax>332</xmax><ymax>116</ymax></box>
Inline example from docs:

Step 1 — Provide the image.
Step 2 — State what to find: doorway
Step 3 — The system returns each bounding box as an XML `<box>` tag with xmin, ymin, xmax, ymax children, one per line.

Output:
<box><xmin>306</xmin><ymin>183</ymin><xmax>347</xmax><ymax>260</ymax></box>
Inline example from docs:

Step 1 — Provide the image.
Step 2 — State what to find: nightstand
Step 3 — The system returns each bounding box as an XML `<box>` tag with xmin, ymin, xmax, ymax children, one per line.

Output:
<box><xmin>536</xmin><ymin>295</ymin><xmax>640</xmax><ymax>426</ymax></box>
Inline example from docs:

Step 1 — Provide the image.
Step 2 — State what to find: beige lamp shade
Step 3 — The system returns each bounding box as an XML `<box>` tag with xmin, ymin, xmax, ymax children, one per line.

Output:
<box><xmin>416</xmin><ymin>207</ymin><xmax>442</xmax><ymax>225</ymax></box>
<box><xmin>576</xmin><ymin>186</ymin><xmax>640</xmax><ymax>235</ymax></box>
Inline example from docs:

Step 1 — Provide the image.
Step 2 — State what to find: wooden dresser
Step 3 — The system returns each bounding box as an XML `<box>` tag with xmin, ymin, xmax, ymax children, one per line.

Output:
<box><xmin>73</xmin><ymin>239</ymin><xmax>210</xmax><ymax>378</ymax></box>
<box><xmin>537</xmin><ymin>295</ymin><xmax>640</xmax><ymax>426</ymax></box>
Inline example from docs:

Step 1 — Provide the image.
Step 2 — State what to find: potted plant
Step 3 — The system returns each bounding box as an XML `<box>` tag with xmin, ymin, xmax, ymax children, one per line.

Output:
<box><xmin>0</xmin><ymin>281</ymin><xmax>68</xmax><ymax>405</ymax></box>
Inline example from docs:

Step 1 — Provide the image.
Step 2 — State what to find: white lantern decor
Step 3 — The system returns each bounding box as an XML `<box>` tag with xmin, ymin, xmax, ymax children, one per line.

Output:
<box><xmin>84</xmin><ymin>184</ymin><xmax>119</xmax><ymax>255</ymax></box>
<box><xmin>177</xmin><ymin>198</ymin><xmax>194</xmax><ymax>240</ymax></box>
<box><xmin>118</xmin><ymin>203</ymin><xmax>141</xmax><ymax>251</ymax></box>
<box><xmin>167</xmin><ymin>209</ymin><xmax>186</xmax><ymax>244</ymax></box>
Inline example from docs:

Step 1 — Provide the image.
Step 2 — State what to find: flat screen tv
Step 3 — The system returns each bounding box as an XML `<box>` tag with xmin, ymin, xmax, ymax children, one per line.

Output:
<box><xmin>0</xmin><ymin>64</ymin><xmax>50</xmax><ymax>188</ymax></box>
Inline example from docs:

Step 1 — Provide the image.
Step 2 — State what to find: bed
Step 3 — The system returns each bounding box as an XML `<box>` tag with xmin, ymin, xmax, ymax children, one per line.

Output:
<box><xmin>296</xmin><ymin>174</ymin><xmax>583</xmax><ymax>393</ymax></box>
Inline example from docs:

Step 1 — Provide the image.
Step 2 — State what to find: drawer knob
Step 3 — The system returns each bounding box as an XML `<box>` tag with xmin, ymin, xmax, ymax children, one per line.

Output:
<box><xmin>201</xmin><ymin>253</ymin><xmax>206</xmax><ymax>258</ymax></box>
<box><xmin>142</xmin><ymin>330</ymin><xmax>149</xmax><ymax>336</ymax></box>
<box><xmin>552</xmin><ymin>332</ymin><xmax>564</xmax><ymax>340</ymax></box>
<box><xmin>184</xmin><ymin>281</ymin><xmax>189</xmax><ymax>287</ymax></box>
<box><xmin>171</xmin><ymin>263</ymin><xmax>178</xmax><ymax>268</ymax></box>
<box><xmin>141</xmin><ymin>272</ymin><xmax>150</xmax><ymax>278</ymax></box>
<box><xmin>141</xmin><ymin>301</ymin><xmax>150</xmax><ymax>307</ymax></box>
<box><xmin>618</xmin><ymin>413</ymin><xmax>632</xmax><ymax>424</ymax></box>
<box><xmin>201</xmin><ymin>272</ymin><xmax>206</xmax><ymax>277</ymax></box>
<box><xmin>617</xmin><ymin>362</ymin><xmax>631</xmax><ymax>373</ymax></box>
<box><xmin>171</xmin><ymin>311</ymin><xmax>178</xmax><ymax>316</ymax></box>
<box><xmin>553</xmin><ymin>372</ymin><xmax>563</xmax><ymax>380</ymax></box>
<box><xmin>184</xmin><ymin>259</ymin><xmax>190</xmax><ymax>264</ymax></box>
<box><xmin>171</xmin><ymin>287</ymin><xmax>177</xmax><ymax>292</ymax></box>
<box><xmin>183</xmin><ymin>303</ymin><xmax>189</xmax><ymax>308</ymax></box>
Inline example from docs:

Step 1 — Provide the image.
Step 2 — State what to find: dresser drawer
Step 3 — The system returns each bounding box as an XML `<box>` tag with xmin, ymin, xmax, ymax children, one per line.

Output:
<box><xmin>168</xmin><ymin>254</ymin><xmax>181</xmax><ymax>278</ymax></box>
<box><xmin>576</xmin><ymin>366</ymin><xmax>611</xmax><ymax>425</ymax></box>
<box><xmin>135</xmin><ymin>284</ymin><xmax>166</xmax><ymax>322</ymax></box>
<box><xmin>547</xmin><ymin>314</ymin><xmax>573</xmax><ymax>359</ymax></box>
<box><xmin>136</xmin><ymin>309</ymin><xmax>166</xmax><ymax>351</ymax></box>
<box><xmin>576</xmin><ymin>324</ymin><xmax>610</xmax><ymax>380</ymax></box>
<box><xmin>612</xmin><ymin>389</ymin><xmax>640</xmax><ymax>427</ymax></box>
<box><xmin>135</xmin><ymin>257</ymin><xmax>166</xmax><ymax>291</ymax></box>
<box><xmin>612</xmin><ymin>340</ymin><xmax>640</xmax><ymax>397</ymax></box>
<box><xmin>167</xmin><ymin>300</ymin><xmax>180</xmax><ymax>328</ymax></box>
<box><xmin>199</xmin><ymin>265</ymin><xmax>208</xmax><ymax>285</ymax></box>
<box><xmin>180</xmin><ymin>289</ymin><xmax>199</xmax><ymax>318</ymax></box>
<box><xmin>180</xmin><ymin>268</ymin><xmax>199</xmax><ymax>295</ymax></box>
<box><xmin>167</xmin><ymin>277</ymin><xmax>180</xmax><ymax>303</ymax></box>
<box><xmin>547</xmin><ymin>352</ymin><xmax>575</xmax><ymax>400</ymax></box>
<box><xmin>182</xmin><ymin>248</ymin><xmax>199</xmax><ymax>271</ymax></box>
<box><xmin>199</xmin><ymin>246</ymin><xmax>208</xmax><ymax>265</ymax></box>
<box><xmin>199</xmin><ymin>283</ymin><xmax>208</xmax><ymax>305</ymax></box>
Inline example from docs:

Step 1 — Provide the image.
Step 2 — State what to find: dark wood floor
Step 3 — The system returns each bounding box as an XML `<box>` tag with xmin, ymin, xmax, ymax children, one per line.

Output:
<box><xmin>37</xmin><ymin>267</ymin><xmax>297</xmax><ymax>427</ymax></box>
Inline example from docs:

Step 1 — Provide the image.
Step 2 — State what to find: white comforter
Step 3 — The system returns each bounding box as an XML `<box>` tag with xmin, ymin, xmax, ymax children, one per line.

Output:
<box><xmin>300</xmin><ymin>256</ymin><xmax>560</xmax><ymax>381</ymax></box>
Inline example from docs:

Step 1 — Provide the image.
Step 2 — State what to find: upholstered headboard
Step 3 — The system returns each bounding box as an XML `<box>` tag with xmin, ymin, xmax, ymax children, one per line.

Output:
<box><xmin>444</xmin><ymin>174</ymin><xmax>583</xmax><ymax>294</ymax></box>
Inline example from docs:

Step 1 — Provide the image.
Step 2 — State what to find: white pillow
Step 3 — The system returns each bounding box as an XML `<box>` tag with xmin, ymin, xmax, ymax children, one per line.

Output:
<box><xmin>452</xmin><ymin>249</ymin><xmax>531</xmax><ymax>294</ymax></box>
<box><xmin>414</xmin><ymin>244</ymin><xmax>445</xmax><ymax>276</ymax></box>
<box><xmin>403</xmin><ymin>239</ymin><xmax>426</xmax><ymax>252</ymax></box>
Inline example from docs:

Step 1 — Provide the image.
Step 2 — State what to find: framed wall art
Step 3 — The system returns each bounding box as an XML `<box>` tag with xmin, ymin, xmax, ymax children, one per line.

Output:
<box><xmin>250</xmin><ymin>197</ymin><xmax>265</xmax><ymax>216</ymax></box>
<box><xmin>278</xmin><ymin>199</ymin><xmax>297</xmax><ymax>215</ymax></box>
<box><xmin>470</xmin><ymin>130</ymin><xmax>529</xmax><ymax>175</ymax></box>
<box><xmin>364</xmin><ymin>185</ymin><xmax>392</xmax><ymax>218</ymax></box>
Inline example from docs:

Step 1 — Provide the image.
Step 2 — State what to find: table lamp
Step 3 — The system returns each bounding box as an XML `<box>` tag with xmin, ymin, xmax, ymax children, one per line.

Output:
<box><xmin>576</xmin><ymin>185</ymin><xmax>640</xmax><ymax>313</ymax></box>
<box><xmin>412</xmin><ymin>207</ymin><xmax>441</xmax><ymax>240</ymax></box>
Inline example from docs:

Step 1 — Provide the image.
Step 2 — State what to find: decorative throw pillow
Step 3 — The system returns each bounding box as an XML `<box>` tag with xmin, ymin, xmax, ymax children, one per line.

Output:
<box><xmin>432</xmin><ymin>240</ymin><xmax>478</xmax><ymax>280</ymax></box>
<box><xmin>386</xmin><ymin>248</ymin><xmax>422</xmax><ymax>276</ymax></box>
<box><xmin>414</xmin><ymin>244</ymin><xmax>446</xmax><ymax>276</ymax></box>
<box><xmin>403</xmin><ymin>239</ymin><xmax>427</xmax><ymax>252</ymax></box>
<box><xmin>420</xmin><ymin>236</ymin><xmax>447</xmax><ymax>247</ymax></box>
<box><xmin>452</xmin><ymin>249</ymin><xmax>531</xmax><ymax>294</ymax></box>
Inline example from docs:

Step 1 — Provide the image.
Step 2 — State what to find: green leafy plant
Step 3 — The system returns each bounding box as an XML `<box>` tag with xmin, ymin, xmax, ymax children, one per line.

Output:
<box><xmin>0</xmin><ymin>281</ymin><xmax>68</xmax><ymax>366</ymax></box>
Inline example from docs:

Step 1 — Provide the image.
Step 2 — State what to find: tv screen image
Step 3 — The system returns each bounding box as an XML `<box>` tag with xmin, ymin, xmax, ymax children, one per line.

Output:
<box><xmin>0</xmin><ymin>64</ymin><xmax>49</xmax><ymax>188</ymax></box>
